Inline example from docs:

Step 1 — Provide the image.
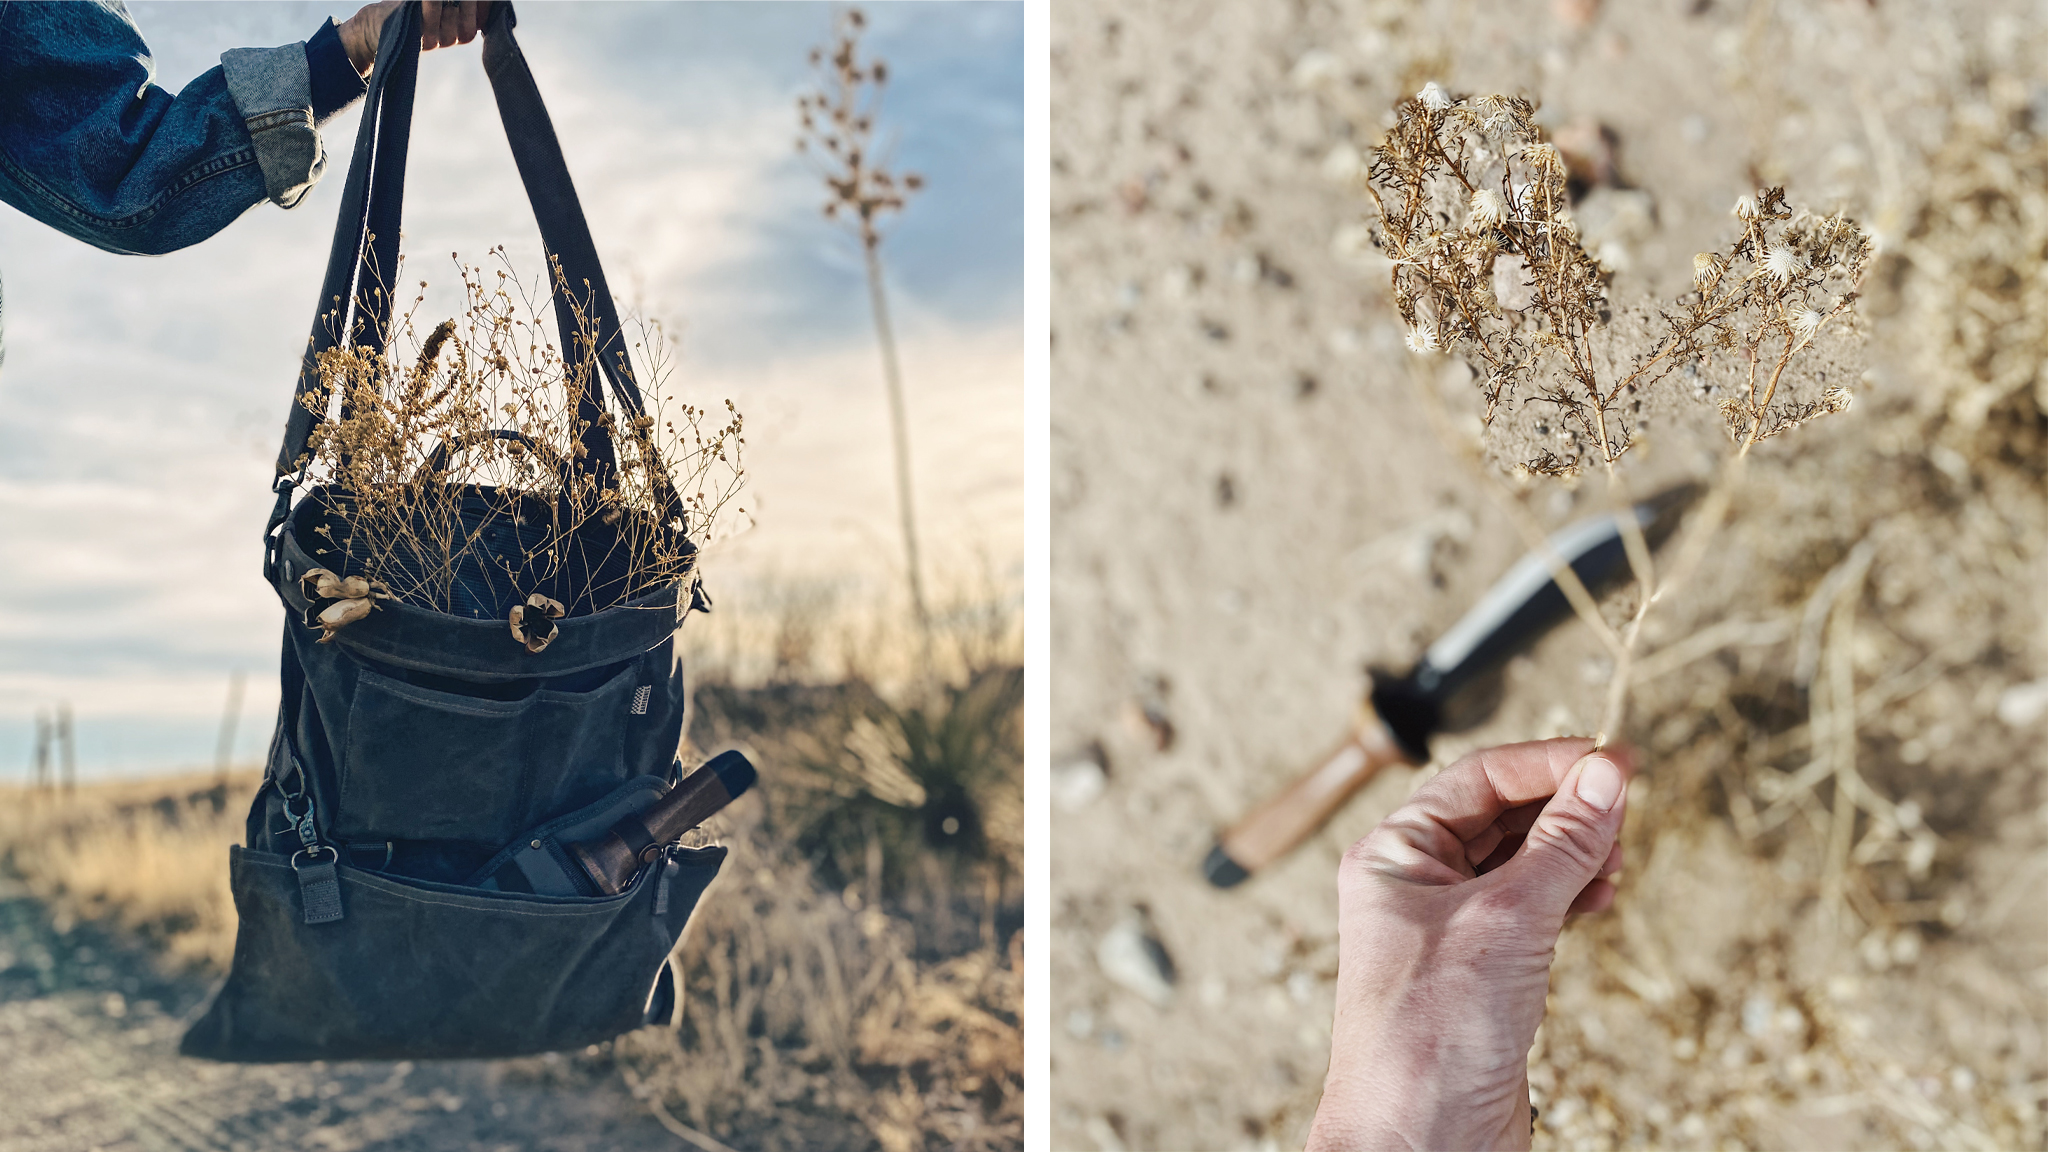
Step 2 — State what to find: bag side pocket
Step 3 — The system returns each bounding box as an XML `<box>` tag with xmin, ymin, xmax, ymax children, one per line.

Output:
<box><xmin>336</xmin><ymin>659</ymin><xmax>640</xmax><ymax>844</ymax></box>
<box><xmin>181</xmin><ymin>844</ymin><xmax>724</xmax><ymax>1062</ymax></box>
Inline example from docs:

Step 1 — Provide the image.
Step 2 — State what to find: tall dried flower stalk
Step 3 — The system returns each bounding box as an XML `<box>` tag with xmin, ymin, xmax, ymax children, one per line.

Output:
<box><xmin>296</xmin><ymin>249</ymin><xmax>744</xmax><ymax>625</ymax></box>
<box><xmin>797</xmin><ymin>8</ymin><xmax>933</xmax><ymax>657</ymax></box>
<box><xmin>1363</xmin><ymin>87</ymin><xmax>1872</xmax><ymax>745</ymax></box>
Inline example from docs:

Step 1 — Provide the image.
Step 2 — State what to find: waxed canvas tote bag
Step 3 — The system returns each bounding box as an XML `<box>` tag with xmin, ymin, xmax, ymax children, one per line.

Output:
<box><xmin>182</xmin><ymin>1</ymin><xmax>727</xmax><ymax>1062</ymax></box>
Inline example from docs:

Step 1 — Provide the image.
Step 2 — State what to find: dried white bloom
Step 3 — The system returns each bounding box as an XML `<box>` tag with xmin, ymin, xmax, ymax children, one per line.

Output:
<box><xmin>1469</xmin><ymin>189</ymin><xmax>1506</xmax><ymax>228</ymax></box>
<box><xmin>1789</xmin><ymin>304</ymin><xmax>1824</xmax><ymax>339</ymax></box>
<box><xmin>1821</xmin><ymin>386</ymin><xmax>1852</xmax><ymax>414</ymax></box>
<box><xmin>1405</xmin><ymin>318</ymin><xmax>1441</xmax><ymax>354</ymax></box>
<box><xmin>1693</xmin><ymin>252</ymin><xmax>1727</xmax><ymax>291</ymax></box>
<box><xmin>1760</xmin><ymin>245</ymin><xmax>1798</xmax><ymax>284</ymax></box>
<box><xmin>1733</xmin><ymin>193</ymin><xmax>1761</xmax><ymax>220</ymax></box>
<box><xmin>1416</xmin><ymin>82</ymin><xmax>1453</xmax><ymax>111</ymax></box>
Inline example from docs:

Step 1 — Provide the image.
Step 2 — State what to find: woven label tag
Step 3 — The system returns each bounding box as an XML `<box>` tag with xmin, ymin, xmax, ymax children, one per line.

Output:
<box><xmin>297</xmin><ymin>859</ymin><xmax>344</xmax><ymax>925</ymax></box>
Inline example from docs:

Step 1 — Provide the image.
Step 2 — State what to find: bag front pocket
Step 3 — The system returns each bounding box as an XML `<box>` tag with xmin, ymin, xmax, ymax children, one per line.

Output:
<box><xmin>180</xmin><ymin>844</ymin><xmax>725</xmax><ymax>1063</ymax></box>
<box><xmin>336</xmin><ymin>659</ymin><xmax>643</xmax><ymax>845</ymax></box>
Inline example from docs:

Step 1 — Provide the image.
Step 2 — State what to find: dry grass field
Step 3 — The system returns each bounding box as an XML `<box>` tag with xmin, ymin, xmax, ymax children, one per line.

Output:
<box><xmin>1051</xmin><ymin>1</ymin><xmax>2048</xmax><ymax>1148</ymax></box>
<box><xmin>0</xmin><ymin>618</ymin><xmax>1020</xmax><ymax>1151</ymax></box>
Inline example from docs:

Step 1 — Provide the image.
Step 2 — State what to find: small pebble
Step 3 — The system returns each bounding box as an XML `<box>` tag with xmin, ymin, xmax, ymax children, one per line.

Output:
<box><xmin>1096</xmin><ymin>907</ymin><xmax>1176</xmax><ymax>1006</ymax></box>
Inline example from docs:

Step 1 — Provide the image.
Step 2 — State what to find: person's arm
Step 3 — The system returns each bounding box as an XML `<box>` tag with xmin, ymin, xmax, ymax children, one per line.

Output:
<box><xmin>0</xmin><ymin>1</ymin><xmax>272</xmax><ymax>254</ymax></box>
<box><xmin>0</xmin><ymin>1</ymin><xmax>484</xmax><ymax>257</ymax></box>
<box><xmin>1307</xmin><ymin>738</ymin><xmax>1636</xmax><ymax>1151</ymax></box>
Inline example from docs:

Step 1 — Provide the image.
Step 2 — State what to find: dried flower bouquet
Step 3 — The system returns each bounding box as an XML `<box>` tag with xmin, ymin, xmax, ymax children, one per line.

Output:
<box><xmin>291</xmin><ymin>251</ymin><xmax>744</xmax><ymax>643</ymax></box>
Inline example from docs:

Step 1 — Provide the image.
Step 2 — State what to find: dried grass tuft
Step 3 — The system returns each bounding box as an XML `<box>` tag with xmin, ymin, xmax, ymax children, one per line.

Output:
<box><xmin>0</xmin><ymin>774</ymin><xmax>255</xmax><ymax>973</ymax></box>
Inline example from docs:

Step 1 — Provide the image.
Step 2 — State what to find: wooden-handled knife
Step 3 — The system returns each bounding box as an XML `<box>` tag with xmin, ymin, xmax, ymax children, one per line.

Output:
<box><xmin>1202</xmin><ymin>487</ymin><xmax>1695</xmax><ymax>887</ymax></box>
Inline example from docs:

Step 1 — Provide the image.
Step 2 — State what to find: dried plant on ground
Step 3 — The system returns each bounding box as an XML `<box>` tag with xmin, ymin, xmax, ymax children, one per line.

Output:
<box><xmin>1367</xmin><ymin>87</ymin><xmax>1871</xmax><ymax>472</ymax></box>
<box><xmin>797</xmin><ymin>8</ymin><xmax>935</xmax><ymax>650</ymax></box>
<box><xmin>295</xmin><ymin>251</ymin><xmax>744</xmax><ymax>624</ymax></box>
<box><xmin>1362</xmin><ymin>86</ymin><xmax>1873</xmax><ymax>743</ymax></box>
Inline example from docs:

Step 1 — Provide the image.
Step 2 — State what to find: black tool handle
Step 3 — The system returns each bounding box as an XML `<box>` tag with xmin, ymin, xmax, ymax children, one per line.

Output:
<box><xmin>567</xmin><ymin>750</ymin><xmax>756</xmax><ymax>895</ymax></box>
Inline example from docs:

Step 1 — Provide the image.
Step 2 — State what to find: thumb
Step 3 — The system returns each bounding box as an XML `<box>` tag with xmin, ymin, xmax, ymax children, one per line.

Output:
<box><xmin>1496</xmin><ymin>751</ymin><xmax>1628</xmax><ymax>925</ymax></box>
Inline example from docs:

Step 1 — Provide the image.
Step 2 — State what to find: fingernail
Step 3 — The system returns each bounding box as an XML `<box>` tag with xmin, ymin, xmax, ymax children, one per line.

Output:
<box><xmin>1576</xmin><ymin>755</ymin><xmax>1623</xmax><ymax>811</ymax></box>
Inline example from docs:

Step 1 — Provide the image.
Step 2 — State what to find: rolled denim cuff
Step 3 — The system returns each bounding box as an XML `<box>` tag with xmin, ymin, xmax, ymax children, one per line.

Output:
<box><xmin>220</xmin><ymin>42</ymin><xmax>325</xmax><ymax>210</ymax></box>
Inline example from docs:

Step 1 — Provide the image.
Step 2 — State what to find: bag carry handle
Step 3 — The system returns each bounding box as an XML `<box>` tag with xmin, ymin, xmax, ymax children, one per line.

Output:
<box><xmin>268</xmin><ymin>2</ymin><xmax>680</xmax><ymax>578</ymax></box>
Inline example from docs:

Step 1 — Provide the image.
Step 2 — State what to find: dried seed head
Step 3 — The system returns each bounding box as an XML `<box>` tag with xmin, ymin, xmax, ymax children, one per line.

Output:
<box><xmin>508</xmin><ymin>594</ymin><xmax>565</xmax><ymax>653</ymax></box>
<box><xmin>1416</xmin><ymin>81</ymin><xmax>1453</xmax><ymax>111</ymax></box>
<box><xmin>300</xmin><ymin>568</ymin><xmax>341</xmax><ymax>601</ymax></box>
<box><xmin>1820</xmin><ymin>386</ymin><xmax>1852</xmax><ymax>414</ymax></box>
<box><xmin>1734</xmin><ymin>192</ymin><xmax>1761</xmax><ymax>220</ymax></box>
<box><xmin>1693</xmin><ymin>252</ymin><xmax>1727</xmax><ymax>291</ymax></box>
<box><xmin>1405</xmin><ymin>318</ymin><xmax>1442</xmax><ymax>354</ymax></box>
<box><xmin>1789</xmin><ymin>304</ymin><xmax>1824</xmax><ymax>339</ymax></box>
<box><xmin>1759</xmin><ymin>245</ymin><xmax>1799</xmax><ymax>284</ymax></box>
<box><xmin>1469</xmin><ymin>189</ymin><xmax>1507</xmax><ymax>229</ymax></box>
<box><xmin>314</xmin><ymin>596</ymin><xmax>375</xmax><ymax>642</ymax></box>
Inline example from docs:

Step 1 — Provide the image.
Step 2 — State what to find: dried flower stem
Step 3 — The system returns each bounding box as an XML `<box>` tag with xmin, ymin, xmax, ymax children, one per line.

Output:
<box><xmin>797</xmin><ymin>8</ymin><xmax>935</xmax><ymax>669</ymax></box>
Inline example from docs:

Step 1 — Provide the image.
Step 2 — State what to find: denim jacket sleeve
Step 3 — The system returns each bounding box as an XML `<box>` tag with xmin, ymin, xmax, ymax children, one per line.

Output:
<box><xmin>0</xmin><ymin>0</ymin><xmax>357</xmax><ymax>256</ymax></box>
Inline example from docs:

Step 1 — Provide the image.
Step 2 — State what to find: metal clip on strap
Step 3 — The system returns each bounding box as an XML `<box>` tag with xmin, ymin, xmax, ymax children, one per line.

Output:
<box><xmin>279</xmin><ymin>752</ymin><xmax>345</xmax><ymax>925</ymax></box>
<box><xmin>263</xmin><ymin>477</ymin><xmax>295</xmax><ymax>584</ymax></box>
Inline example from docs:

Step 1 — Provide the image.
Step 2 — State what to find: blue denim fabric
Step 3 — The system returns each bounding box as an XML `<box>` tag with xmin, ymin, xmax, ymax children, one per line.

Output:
<box><xmin>0</xmin><ymin>1</ymin><xmax>364</xmax><ymax>367</ymax></box>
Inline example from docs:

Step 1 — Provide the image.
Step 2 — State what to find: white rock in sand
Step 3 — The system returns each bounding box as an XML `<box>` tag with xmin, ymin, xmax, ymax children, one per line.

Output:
<box><xmin>1096</xmin><ymin>907</ymin><xmax>1176</xmax><ymax>1006</ymax></box>
<box><xmin>1053</xmin><ymin>754</ymin><xmax>1108</xmax><ymax>811</ymax></box>
<box><xmin>1996</xmin><ymin>679</ymin><xmax>2048</xmax><ymax>727</ymax></box>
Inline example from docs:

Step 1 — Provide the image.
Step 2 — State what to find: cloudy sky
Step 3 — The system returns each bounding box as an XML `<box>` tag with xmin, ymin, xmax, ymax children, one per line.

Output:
<box><xmin>0</xmin><ymin>1</ymin><xmax>1022</xmax><ymax>777</ymax></box>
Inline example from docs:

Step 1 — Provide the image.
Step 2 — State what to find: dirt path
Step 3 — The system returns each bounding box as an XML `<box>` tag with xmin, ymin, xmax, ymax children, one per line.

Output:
<box><xmin>0</xmin><ymin>876</ymin><xmax>692</xmax><ymax>1152</ymax></box>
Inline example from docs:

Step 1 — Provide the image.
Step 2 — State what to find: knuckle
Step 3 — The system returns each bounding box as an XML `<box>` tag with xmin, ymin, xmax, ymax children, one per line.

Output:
<box><xmin>1532</xmin><ymin>808</ymin><xmax>1612</xmax><ymax>872</ymax></box>
<box><xmin>1336</xmin><ymin>826</ymin><xmax>1411</xmax><ymax>893</ymax></box>
<box><xmin>1338</xmin><ymin>830</ymin><xmax>1387</xmax><ymax>876</ymax></box>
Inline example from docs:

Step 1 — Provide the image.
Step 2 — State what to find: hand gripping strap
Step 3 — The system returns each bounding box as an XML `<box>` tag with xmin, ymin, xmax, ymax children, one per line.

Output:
<box><xmin>268</xmin><ymin>2</ymin><xmax>682</xmax><ymax>576</ymax></box>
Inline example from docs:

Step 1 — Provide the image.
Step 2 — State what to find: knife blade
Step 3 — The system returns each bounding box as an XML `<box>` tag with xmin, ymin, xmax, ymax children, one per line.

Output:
<box><xmin>1202</xmin><ymin>485</ymin><xmax>1695</xmax><ymax>887</ymax></box>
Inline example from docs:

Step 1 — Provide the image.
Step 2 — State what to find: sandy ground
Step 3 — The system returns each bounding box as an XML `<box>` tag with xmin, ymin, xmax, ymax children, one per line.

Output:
<box><xmin>1051</xmin><ymin>1</ymin><xmax>2048</xmax><ymax>1149</ymax></box>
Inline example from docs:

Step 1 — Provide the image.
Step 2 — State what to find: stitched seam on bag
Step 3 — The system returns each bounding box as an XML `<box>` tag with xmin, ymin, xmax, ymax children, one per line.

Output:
<box><xmin>241</xmin><ymin>855</ymin><xmax>643</xmax><ymax>915</ymax></box>
<box><xmin>531</xmin><ymin>661</ymin><xmax>642</xmax><ymax>703</ymax></box>
<box><xmin>357</xmin><ymin>666</ymin><xmax>537</xmax><ymax>716</ymax></box>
